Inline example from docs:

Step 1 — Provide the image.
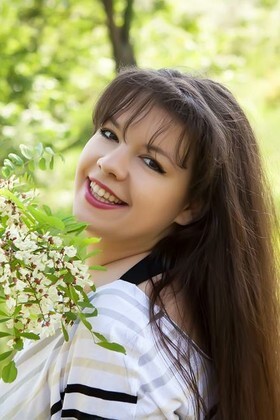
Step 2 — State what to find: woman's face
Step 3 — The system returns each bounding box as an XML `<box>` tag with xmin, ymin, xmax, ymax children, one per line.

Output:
<box><xmin>73</xmin><ymin>105</ymin><xmax>192</xmax><ymax>253</ymax></box>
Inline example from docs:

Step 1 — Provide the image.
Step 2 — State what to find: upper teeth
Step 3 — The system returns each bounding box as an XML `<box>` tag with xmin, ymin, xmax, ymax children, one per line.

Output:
<box><xmin>90</xmin><ymin>181</ymin><xmax>123</xmax><ymax>204</ymax></box>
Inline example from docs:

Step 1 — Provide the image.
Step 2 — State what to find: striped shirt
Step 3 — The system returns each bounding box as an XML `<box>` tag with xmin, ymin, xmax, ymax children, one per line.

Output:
<box><xmin>0</xmin><ymin>280</ymin><xmax>216</xmax><ymax>419</ymax></box>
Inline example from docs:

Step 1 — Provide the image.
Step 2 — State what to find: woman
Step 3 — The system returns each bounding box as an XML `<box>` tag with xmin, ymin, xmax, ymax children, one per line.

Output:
<box><xmin>1</xmin><ymin>68</ymin><xmax>279</xmax><ymax>419</ymax></box>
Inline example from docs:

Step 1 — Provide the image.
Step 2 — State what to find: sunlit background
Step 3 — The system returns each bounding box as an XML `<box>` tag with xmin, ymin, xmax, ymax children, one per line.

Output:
<box><xmin>1</xmin><ymin>0</ymin><xmax>279</xmax><ymax>215</ymax></box>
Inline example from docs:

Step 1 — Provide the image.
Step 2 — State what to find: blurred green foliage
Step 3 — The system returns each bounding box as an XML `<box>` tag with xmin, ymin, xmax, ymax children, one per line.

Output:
<box><xmin>0</xmin><ymin>0</ymin><xmax>279</xmax><ymax>213</ymax></box>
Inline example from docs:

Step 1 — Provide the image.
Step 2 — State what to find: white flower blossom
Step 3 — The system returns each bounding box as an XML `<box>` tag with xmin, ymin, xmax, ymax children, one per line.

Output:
<box><xmin>6</xmin><ymin>297</ymin><xmax>16</xmax><ymax>311</ymax></box>
<box><xmin>52</xmin><ymin>236</ymin><xmax>62</xmax><ymax>247</ymax></box>
<box><xmin>8</xmin><ymin>224</ymin><xmax>20</xmax><ymax>239</ymax></box>
<box><xmin>3</xmin><ymin>284</ymin><xmax>11</xmax><ymax>295</ymax></box>
<box><xmin>0</xmin><ymin>177</ymin><xmax>98</xmax><ymax>370</ymax></box>
<box><xmin>7</xmin><ymin>339</ymin><xmax>15</xmax><ymax>349</ymax></box>
<box><xmin>14</xmin><ymin>236</ymin><xmax>38</xmax><ymax>252</ymax></box>
<box><xmin>40</xmin><ymin>323</ymin><xmax>57</xmax><ymax>338</ymax></box>
<box><xmin>0</xmin><ymin>249</ymin><xmax>7</xmax><ymax>263</ymax></box>
<box><xmin>18</xmin><ymin>293</ymin><xmax>29</xmax><ymax>303</ymax></box>
<box><xmin>13</xmin><ymin>279</ymin><xmax>26</xmax><ymax>292</ymax></box>
<box><xmin>64</xmin><ymin>246</ymin><xmax>77</xmax><ymax>258</ymax></box>
<box><xmin>15</xmin><ymin>250</ymin><xmax>32</xmax><ymax>263</ymax></box>
<box><xmin>49</xmin><ymin>250</ymin><xmax>61</xmax><ymax>260</ymax></box>
<box><xmin>6</xmin><ymin>319</ymin><xmax>14</xmax><ymax>329</ymax></box>
<box><xmin>46</xmin><ymin>259</ymin><xmax>54</xmax><ymax>268</ymax></box>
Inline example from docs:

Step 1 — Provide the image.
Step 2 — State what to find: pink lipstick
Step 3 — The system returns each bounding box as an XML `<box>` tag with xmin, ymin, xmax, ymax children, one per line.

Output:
<box><xmin>85</xmin><ymin>178</ymin><xmax>126</xmax><ymax>210</ymax></box>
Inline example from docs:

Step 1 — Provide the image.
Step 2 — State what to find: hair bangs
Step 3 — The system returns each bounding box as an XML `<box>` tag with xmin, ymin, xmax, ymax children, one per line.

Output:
<box><xmin>93</xmin><ymin>80</ymin><xmax>192</xmax><ymax>169</ymax></box>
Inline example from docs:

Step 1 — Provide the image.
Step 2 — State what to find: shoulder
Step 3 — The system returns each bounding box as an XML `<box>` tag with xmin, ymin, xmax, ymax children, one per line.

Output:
<box><xmin>67</xmin><ymin>279</ymin><xmax>153</xmax><ymax>375</ymax></box>
<box><xmin>0</xmin><ymin>280</ymin><xmax>215</xmax><ymax>419</ymax></box>
<box><xmin>67</xmin><ymin>280</ymin><xmax>154</xmax><ymax>376</ymax></box>
<box><xmin>53</xmin><ymin>281</ymin><xmax>154</xmax><ymax>419</ymax></box>
<box><xmin>87</xmin><ymin>280</ymin><xmax>152</xmax><ymax>344</ymax></box>
<box><xmin>81</xmin><ymin>280</ymin><xmax>215</xmax><ymax>418</ymax></box>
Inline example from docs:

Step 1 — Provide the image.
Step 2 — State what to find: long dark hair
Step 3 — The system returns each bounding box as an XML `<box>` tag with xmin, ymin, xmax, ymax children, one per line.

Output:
<box><xmin>93</xmin><ymin>68</ymin><xmax>280</xmax><ymax>419</ymax></box>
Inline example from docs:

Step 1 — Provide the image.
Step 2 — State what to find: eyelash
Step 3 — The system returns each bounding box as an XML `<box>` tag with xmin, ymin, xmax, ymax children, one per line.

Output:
<box><xmin>100</xmin><ymin>128</ymin><xmax>118</xmax><ymax>142</ymax></box>
<box><xmin>99</xmin><ymin>128</ymin><xmax>166</xmax><ymax>174</ymax></box>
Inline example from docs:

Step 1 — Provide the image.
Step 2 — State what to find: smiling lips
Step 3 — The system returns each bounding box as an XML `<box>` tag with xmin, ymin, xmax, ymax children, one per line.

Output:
<box><xmin>85</xmin><ymin>178</ymin><xmax>126</xmax><ymax>209</ymax></box>
<box><xmin>90</xmin><ymin>180</ymin><xmax>124</xmax><ymax>204</ymax></box>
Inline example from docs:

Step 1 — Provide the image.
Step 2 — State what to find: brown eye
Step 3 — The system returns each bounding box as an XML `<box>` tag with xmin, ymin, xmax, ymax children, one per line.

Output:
<box><xmin>142</xmin><ymin>157</ymin><xmax>165</xmax><ymax>174</ymax></box>
<box><xmin>100</xmin><ymin>128</ymin><xmax>118</xmax><ymax>142</ymax></box>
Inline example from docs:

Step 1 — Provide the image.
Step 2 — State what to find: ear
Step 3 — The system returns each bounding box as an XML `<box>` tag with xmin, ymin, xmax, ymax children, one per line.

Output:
<box><xmin>174</xmin><ymin>204</ymin><xmax>193</xmax><ymax>226</ymax></box>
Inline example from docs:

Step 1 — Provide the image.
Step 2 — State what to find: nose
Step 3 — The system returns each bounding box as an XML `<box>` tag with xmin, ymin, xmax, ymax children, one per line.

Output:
<box><xmin>97</xmin><ymin>146</ymin><xmax>129</xmax><ymax>180</ymax></box>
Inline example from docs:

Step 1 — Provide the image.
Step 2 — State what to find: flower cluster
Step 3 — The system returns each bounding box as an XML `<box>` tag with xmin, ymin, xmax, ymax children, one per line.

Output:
<box><xmin>0</xmin><ymin>146</ymin><xmax>125</xmax><ymax>383</ymax></box>
<box><xmin>0</xmin><ymin>177</ymin><xmax>99</xmax><ymax>381</ymax></box>
<box><xmin>0</xmin><ymin>193</ymin><xmax>92</xmax><ymax>337</ymax></box>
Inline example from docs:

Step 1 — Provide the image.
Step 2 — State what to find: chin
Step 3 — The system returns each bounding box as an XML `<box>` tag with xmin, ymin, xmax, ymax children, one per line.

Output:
<box><xmin>72</xmin><ymin>204</ymin><xmax>86</xmax><ymax>223</ymax></box>
<box><xmin>72</xmin><ymin>203</ymin><xmax>79</xmax><ymax>219</ymax></box>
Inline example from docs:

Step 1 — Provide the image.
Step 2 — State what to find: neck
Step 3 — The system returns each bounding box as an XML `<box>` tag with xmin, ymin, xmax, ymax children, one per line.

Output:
<box><xmin>85</xmin><ymin>240</ymin><xmax>150</xmax><ymax>288</ymax></box>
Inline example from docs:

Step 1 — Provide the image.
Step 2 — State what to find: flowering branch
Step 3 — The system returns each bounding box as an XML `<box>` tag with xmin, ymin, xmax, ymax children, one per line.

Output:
<box><xmin>0</xmin><ymin>145</ymin><xmax>125</xmax><ymax>383</ymax></box>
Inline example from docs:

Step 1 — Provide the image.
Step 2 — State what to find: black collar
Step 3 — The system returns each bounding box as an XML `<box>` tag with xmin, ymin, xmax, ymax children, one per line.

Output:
<box><xmin>120</xmin><ymin>254</ymin><xmax>164</xmax><ymax>285</ymax></box>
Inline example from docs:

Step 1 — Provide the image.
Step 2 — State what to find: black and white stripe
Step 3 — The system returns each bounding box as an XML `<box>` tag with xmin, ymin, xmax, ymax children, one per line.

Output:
<box><xmin>0</xmin><ymin>280</ymin><xmax>216</xmax><ymax>419</ymax></box>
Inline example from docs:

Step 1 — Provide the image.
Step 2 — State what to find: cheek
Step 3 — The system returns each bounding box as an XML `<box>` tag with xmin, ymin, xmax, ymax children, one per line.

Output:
<box><xmin>160</xmin><ymin>178</ymin><xmax>187</xmax><ymax>204</ymax></box>
<box><xmin>76</xmin><ymin>142</ymin><xmax>96</xmax><ymax>175</ymax></box>
<box><xmin>135</xmin><ymin>178</ymin><xmax>186</xmax><ymax>216</ymax></box>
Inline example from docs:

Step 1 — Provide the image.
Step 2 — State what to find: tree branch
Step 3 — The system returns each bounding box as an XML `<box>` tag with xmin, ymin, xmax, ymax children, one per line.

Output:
<box><xmin>122</xmin><ymin>0</ymin><xmax>134</xmax><ymax>41</ymax></box>
<box><xmin>101</xmin><ymin>0</ymin><xmax>136</xmax><ymax>71</ymax></box>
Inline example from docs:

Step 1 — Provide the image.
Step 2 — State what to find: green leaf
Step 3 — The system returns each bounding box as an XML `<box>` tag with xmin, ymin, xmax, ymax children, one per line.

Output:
<box><xmin>19</xmin><ymin>144</ymin><xmax>33</xmax><ymax>159</ymax></box>
<box><xmin>62</xmin><ymin>215</ymin><xmax>75</xmax><ymax>223</ymax></box>
<box><xmin>77</xmin><ymin>301</ymin><xmax>94</xmax><ymax>309</ymax></box>
<box><xmin>49</xmin><ymin>156</ymin><xmax>54</xmax><ymax>170</ymax></box>
<box><xmin>2</xmin><ymin>360</ymin><xmax>17</xmax><ymax>383</ymax></box>
<box><xmin>0</xmin><ymin>350</ymin><xmax>13</xmax><ymax>361</ymax></box>
<box><xmin>27</xmin><ymin>206</ymin><xmax>65</xmax><ymax>230</ymax></box>
<box><xmin>90</xmin><ymin>284</ymin><xmax>96</xmax><ymax>292</ymax></box>
<box><xmin>0</xmin><ymin>189</ymin><xmax>25</xmax><ymax>210</ymax></box>
<box><xmin>0</xmin><ymin>318</ymin><xmax>12</xmax><ymax>324</ymax></box>
<box><xmin>92</xmin><ymin>331</ymin><xmax>107</xmax><ymax>341</ymax></box>
<box><xmin>58</xmin><ymin>269</ymin><xmax>68</xmax><ymax>276</ymax></box>
<box><xmin>34</xmin><ymin>143</ymin><xmax>44</xmax><ymax>158</ymax></box>
<box><xmin>83</xmin><ymin>310</ymin><xmax>98</xmax><ymax>318</ymax></box>
<box><xmin>0</xmin><ymin>309</ymin><xmax>8</xmax><ymax>317</ymax></box>
<box><xmin>22</xmin><ymin>172</ymin><xmax>34</xmax><ymax>186</ymax></box>
<box><xmin>1</xmin><ymin>166</ymin><xmax>11</xmax><ymax>178</ymax></box>
<box><xmin>84</xmin><ymin>249</ymin><xmax>101</xmax><ymax>260</ymax></box>
<box><xmin>0</xmin><ymin>331</ymin><xmax>12</xmax><ymax>338</ymax></box>
<box><xmin>69</xmin><ymin>285</ymin><xmax>79</xmax><ymax>303</ymax></box>
<box><xmin>20</xmin><ymin>332</ymin><xmax>40</xmax><ymax>340</ymax></box>
<box><xmin>71</xmin><ymin>285</ymin><xmax>84</xmax><ymax>293</ymax></box>
<box><xmin>64</xmin><ymin>311</ymin><xmax>77</xmax><ymax>321</ymax></box>
<box><xmin>42</xmin><ymin>205</ymin><xmax>52</xmax><ymax>215</ymax></box>
<box><xmin>21</xmin><ymin>214</ymin><xmax>33</xmax><ymax>228</ymax></box>
<box><xmin>79</xmin><ymin>315</ymin><xmax>92</xmax><ymax>332</ymax></box>
<box><xmin>64</xmin><ymin>222</ymin><xmax>88</xmax><ymax>235</ymax></box>
<box><xmin>63</xmin><ymin>272</ymin><xmax>74</xmax><ymax>284</ymax></box>
<box><xmin>97</xmin><ymin>341</ymin><xmax>126</xmax><ymax>354</ymax></box>
<box><xmin>8</xmin><ymin>153</ymin><xmax>24</xmax><ymax>166</ymax></box>
<box><xmin>70</xmin><ymin>236</ymin><xmax>101</xmax><ymax>248</ymax></box>
<box><xmin>89</xmin><ymin>265</ymin><xmax>107</xmax><ymax>271</ymax></box>
<box><xmin>3</xmin><ymin>159</ymin><xmax>15</xmax><ymax>170</ymax></box>
<box><xmin>82</xmin><ymin>237</ymin><xmax>101</xmax><ymax>245</ymax></box>
<box><xmin>13</xmin><ymin>338</ymin><xmax>23</xmax><ymax>351</ymax></box>
<box><xmin>13</xmin><ymin>305</ymin><xmax>22</xmax><ymax>317</ymax></box>
<box><xmin>45</xmin><ymin>146</ymin><xmax>55</xmax><ymax>156</ymax></box>
<box><xmin>28</xmin><ymin>160</ymin><xmax>35</xmax><ymax>171</ymax></box>
<box><xmin>38</xmin><ymin>157</ymin><xmax>46</xmax><ymax>170</ymax></box>
<box><xmin>61</xmin><ymin>322</ymin><xmax>69</xmax><ymax>341</ymax></box>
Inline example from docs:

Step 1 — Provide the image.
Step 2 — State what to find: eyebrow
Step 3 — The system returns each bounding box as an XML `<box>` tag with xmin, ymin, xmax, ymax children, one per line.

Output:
<box><xmin>107</xmin><ymin>116</ymin><xmax>175</xmax><ymax>165</ymax></box>
<box><xmin>146</xmin><ymin>144</ymin><xmax>174</xmax><ymax>164</ymax></box>
<box><xmin>108</xmin><ymin>115</ymin><xmax>121</xmax><ymax>129</ymax></box>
